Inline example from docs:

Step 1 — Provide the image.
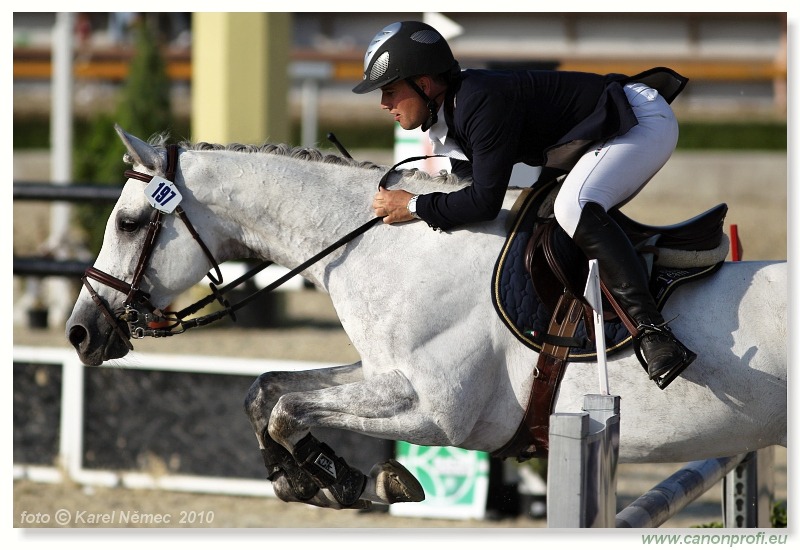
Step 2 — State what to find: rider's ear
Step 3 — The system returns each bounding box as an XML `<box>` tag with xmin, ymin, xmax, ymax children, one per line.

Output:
<box><xmin>423</xmin><ymin>75</ymin><xmax>433</xmax><ymax>97</ymax></box>
<box><xmin>418</xmin><ymin>75</ymin><xmax>433</xmax><ymax>95</ymax></box>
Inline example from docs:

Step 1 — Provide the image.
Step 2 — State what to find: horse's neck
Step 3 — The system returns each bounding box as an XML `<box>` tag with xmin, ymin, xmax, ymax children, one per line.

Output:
<box><xmin>183</xmin><ymin>150</ymin><xmax>384</xmax><ymax>279</ymax></box>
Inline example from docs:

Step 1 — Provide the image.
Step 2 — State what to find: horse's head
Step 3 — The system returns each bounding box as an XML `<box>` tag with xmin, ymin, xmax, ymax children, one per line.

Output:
<box><xmin>66</xmin><ymin>125</ymin><xmax>223</xmax><ymax>365</ymax></box>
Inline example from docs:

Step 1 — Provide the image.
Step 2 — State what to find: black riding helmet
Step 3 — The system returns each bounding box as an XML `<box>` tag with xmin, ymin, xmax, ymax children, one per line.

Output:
<box><xmin>353</xmin><ymin>21</ymin><xmax>460</xmax><ymax>130</ymax></box>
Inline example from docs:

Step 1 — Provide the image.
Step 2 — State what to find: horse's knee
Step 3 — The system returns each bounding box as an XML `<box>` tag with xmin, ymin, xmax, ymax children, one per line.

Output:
<box><xmin>244</xmin><ymin>371</ymin><xmax>283</xmax><ymax>431</ymax></box>
<box><xmin>243</xmin><ymin>374</ymin><xmax>264</xmax><ymax>420</ymax></box>
<box><xmin>267</xmin><ymin>394</ymin><xmax>306</xmax><ymax>446</ymax></box>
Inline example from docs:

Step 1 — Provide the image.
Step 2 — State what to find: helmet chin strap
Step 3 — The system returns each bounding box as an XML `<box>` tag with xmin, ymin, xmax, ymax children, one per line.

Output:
<box><xmin>405</xmin><ymin>78</ymin><xmax>439</xmax><ymax>132</ymax></box>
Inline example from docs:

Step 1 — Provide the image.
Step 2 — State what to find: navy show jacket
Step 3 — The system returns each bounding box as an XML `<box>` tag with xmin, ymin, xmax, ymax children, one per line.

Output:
<box><xmin>415</xmin><ymin>67</ymin><xmax>688</xmax><ymax>231</ymax></box>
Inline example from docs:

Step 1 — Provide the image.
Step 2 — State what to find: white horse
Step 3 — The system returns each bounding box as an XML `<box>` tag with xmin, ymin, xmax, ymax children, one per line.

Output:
<box><xmin>66</xmin><ymin>126</ymin><xmax>786</xmax><ymax>510</ymax></box>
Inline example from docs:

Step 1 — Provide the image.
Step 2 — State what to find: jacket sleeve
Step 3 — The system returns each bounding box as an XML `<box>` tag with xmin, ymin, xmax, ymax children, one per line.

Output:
<box><xmin>417</xmin><ymin>88</ymin><xmax>521</xmax><ymax>230</ymax></box>
<box><xmin>449</xmin><ymin>159</ymin><xmax>473</xmax><ymax>181</ymax></box>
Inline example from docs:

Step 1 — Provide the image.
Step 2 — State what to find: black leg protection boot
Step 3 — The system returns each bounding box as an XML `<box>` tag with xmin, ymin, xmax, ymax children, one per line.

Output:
<box><xmin>571</xmin><ymin>203</ymin><xmax>696</xmax><ymax>386</ymax></box>
<box><xmin>260</xmin><ymin>430</ymin><xmax>319</xmax><ymax>501</ymax></box>
<box><xmin>292</xmin><ymin>433</ymin><xmax>367</xmax><ymax>508</ymax></box>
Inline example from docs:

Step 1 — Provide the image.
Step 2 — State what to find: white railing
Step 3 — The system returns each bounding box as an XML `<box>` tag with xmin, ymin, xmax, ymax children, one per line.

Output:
<box><xmin>13</xmin><ymin>345</ymin><xmax>332</xmax><ymax>497</ymax></box>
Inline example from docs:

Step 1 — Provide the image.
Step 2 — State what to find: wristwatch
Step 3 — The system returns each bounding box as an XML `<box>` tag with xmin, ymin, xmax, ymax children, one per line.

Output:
<box><xmin>407</xmin><ymin>195</ymin><xmax>420</xmax><ymax>219</ymax></box>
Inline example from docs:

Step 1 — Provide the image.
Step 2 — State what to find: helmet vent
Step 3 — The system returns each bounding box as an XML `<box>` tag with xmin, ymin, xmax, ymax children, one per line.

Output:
<box><xmin>410</xmin><ymin>30</ymin><xmax>441</xmax><ymax>44</ymax></box>
<box><xmin>369</xmin><ymin>52</ymin><xmax>390</xmax><ymax>81</ymax></box>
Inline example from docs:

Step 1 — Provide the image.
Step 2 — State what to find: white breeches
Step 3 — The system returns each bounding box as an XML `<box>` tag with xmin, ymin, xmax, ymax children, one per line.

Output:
<box><xmin>553</xmin><ymin>82</ymin><xmax>679</xmax><ymax>237</ymax></box>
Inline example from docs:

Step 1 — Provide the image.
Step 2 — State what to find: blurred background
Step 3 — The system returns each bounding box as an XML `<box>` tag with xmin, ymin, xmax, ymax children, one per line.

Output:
<box><xmin>13</xmin><ymin>12</ymin><xmax>788</xmax><ymax>145</ymax></box>
<box><xmin>12</xmin><ymin>12</ymin><xmax>787</xmax><ymax>528</ymax></box>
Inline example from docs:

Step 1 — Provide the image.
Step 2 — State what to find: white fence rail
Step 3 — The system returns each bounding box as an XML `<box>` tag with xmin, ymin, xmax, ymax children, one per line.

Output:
<box><xmin>13</xmin><ymin>345</ymin><xmax>332</xmax><ymax>498</ymax></box>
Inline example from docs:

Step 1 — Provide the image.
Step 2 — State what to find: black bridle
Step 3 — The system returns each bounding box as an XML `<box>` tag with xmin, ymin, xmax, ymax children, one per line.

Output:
<box><xmin>79</xmin><ymin>143</ymin><xmax>424</xmax><ymax>349</ymax></box>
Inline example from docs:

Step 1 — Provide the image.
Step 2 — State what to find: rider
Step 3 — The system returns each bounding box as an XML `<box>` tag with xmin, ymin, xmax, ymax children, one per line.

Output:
<box><xmin>352</xmin><ymin>20</ymin><xmax>696</xmax><ymax>385</ymax></box>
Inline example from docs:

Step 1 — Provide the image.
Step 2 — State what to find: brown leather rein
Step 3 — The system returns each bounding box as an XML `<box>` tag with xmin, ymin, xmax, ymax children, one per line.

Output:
<box><xmin>81</xmin><ymin>143</ymin><xmax>386</xmax><ymax>349</ymax></box>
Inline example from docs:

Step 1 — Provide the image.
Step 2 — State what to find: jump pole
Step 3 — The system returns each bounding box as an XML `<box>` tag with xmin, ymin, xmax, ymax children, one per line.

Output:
<box><xmin>616</xmin><ymin>454</ymin><xmax>747</xmax><ymax>528</ymax></box>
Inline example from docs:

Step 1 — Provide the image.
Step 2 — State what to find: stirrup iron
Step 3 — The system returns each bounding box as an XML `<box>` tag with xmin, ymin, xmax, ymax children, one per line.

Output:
<box><xmin>633</xmin><ymin>323</ymin><xmax>696</xmax><ymax>390</ymax></box>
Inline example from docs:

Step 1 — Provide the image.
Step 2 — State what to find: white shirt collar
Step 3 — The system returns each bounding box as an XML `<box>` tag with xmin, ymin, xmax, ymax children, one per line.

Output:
<box><xmin>427</xmin><ymin>104</ymin><xmax>468</xmax><ymax>161</ymax></box>
<box><xmin>427</xmin><ymin>104</ymin><xmax>449</xmax><ymax>146</ymax></box>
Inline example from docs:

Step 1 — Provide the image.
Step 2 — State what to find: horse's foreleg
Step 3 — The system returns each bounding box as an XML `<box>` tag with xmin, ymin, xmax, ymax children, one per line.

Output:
<box><xmin>244</xmin><ymin>363</ymin><xmax>364</xmax><ymax>505</ymax></box>
<box><xmin>268</xmin><ymin>370</ymin><xmax>432</xmax><ymax>508</ymax></box>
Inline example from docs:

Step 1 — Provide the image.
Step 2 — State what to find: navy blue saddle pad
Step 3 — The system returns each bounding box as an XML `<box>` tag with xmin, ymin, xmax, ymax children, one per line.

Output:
<box><xmin>491</xmin><ymin>186</ymin><xmax>723</xmax><ymax>362</ymax></box>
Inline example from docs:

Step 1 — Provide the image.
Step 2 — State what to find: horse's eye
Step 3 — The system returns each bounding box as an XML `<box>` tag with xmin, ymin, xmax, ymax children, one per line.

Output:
<box><xmin>117</xmin><ymin>218</ymin><xmax>140</xmax><ymax>233</ymax></box>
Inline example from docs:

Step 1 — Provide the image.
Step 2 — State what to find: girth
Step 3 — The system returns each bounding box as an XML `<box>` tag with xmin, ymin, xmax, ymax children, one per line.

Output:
<box><xmin>492</xmin><ymin>291</ymin><xmax>587</xmax><ymax>460</ymax></box>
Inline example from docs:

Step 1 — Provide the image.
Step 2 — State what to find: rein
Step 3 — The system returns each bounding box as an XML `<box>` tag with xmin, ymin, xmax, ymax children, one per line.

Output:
<box><xmin>81</xmin><ymin>144</ymin><xmax>432</xmax><ymax>346</ymax></box>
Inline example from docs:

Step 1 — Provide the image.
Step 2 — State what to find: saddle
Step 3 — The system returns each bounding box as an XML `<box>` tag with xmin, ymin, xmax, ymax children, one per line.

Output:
<box><xmin>491</xmin><ymin>180</ymin><xmax>728</xmax><ymax>461</ymax></box>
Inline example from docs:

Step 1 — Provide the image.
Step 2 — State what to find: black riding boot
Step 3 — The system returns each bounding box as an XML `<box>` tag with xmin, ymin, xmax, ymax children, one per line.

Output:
<box><xmin>571</xmin><ymin>202</ymin><xmax>696</xmax><ymax>384</ymax></box>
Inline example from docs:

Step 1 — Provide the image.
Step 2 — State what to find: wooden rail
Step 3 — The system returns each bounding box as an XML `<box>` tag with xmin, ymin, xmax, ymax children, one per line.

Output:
<box><xmin>14</xmin><ymin>47</ymin><xmax>786</xmax><ymax>83</ymax></box>
<box><xmin>13</xmin><ymin>47</ymin><xmax>191</xmax><ymax>81</ymax></box>
<box><xmin>559</xmin><ymin>58</ymin><xmax>786</xmax><ymax>81</ymax></box>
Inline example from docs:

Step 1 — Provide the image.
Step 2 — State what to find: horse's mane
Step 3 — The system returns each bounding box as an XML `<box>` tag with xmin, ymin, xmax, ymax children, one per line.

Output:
<box><xmin>135</xmin><ymin>132</ymin><xmax>464</xmax><ymax>187</ymax></box>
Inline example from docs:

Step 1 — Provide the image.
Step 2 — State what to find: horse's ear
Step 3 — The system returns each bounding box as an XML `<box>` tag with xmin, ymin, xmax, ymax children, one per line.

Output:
<box><xmin>115</xmin><ymin>124</ymin><xmax>161</xmax><ymax>170</ymax></box>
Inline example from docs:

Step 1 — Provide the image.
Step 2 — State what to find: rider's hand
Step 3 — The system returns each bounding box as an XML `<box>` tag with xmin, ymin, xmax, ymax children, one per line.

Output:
<box><xmin>373</xmin><ymin>188</ymin><xmax>415</xmax><ymax>224</ymax></box>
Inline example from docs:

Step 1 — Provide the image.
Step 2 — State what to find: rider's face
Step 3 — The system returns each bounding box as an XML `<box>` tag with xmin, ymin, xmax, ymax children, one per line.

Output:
<box><xmin>380</xmin><ymin>79</ymin><xmax>428</xmax><ymax>130</ymax></box>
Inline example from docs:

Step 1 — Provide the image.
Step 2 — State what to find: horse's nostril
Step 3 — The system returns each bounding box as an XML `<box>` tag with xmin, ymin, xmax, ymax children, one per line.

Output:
<box><xmin>68</xmin><ymin>325</ymin><xmax>87</xmax><ymax>349</ymax></box>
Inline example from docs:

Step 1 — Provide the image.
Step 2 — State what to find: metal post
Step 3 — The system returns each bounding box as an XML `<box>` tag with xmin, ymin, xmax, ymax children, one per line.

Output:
<box><xmin>583</xmin><ymin>394</ymin><xmax>620</xmax><ymax>527</ymax></box>
<box><xmin>301</xmin><ymin>78</ymin><xmax>319</xmax><ymax>147</ymax></box>
<box><xmin>43</xmin><ymin>12</ymin><xmax>76</xmax><ymax>329</ymax></box>
<box><xmin>723</xmin><ymin>448</ymin><xmax>774</xmax><ymax>527</ymax></box>
<box><xmin>49</xmin><ymin>11</ymin><xmax>74</xmax><ymax>250</ymax></box>
<box><xmin>547</xmin><ymin>412</ymin><xmax>590</xmax><ymax>527</ymax></box>
<box><xmin>51</xmin><ymin>13</ymin><xmax>74</xmax><ymax>189</ymax></box>
<box><xmin>547</xmin><ymin>394</ymin><xmax>620</xmax><ymax>528</ymax></box>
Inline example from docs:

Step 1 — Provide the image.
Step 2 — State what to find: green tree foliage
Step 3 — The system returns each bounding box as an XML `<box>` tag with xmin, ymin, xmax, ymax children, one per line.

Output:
<box><xmin>74</xmin><ymin>17</ymin><xmax>175</xmax><ymax>254</ymax></box>
<box><xmin>771</xmin><ymin>500</ymin><xmax>787</xmax><ymax>528</ymax></box>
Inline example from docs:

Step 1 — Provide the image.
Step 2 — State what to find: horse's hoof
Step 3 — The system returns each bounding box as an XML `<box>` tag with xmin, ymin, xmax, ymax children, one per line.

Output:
<box><xmin>349</xmin><ymin>499</ymin><xmax>373</xmax><ymax>510</ymax></box>
<box><xmin>315</xmin><ymin>489</ymin><xmax>373</xmax><ymax>510</ymax></box>
<box><xmin>370</xmin><ymin>459</ymin><xmax>425</xmax><ymax>503</ymax></box>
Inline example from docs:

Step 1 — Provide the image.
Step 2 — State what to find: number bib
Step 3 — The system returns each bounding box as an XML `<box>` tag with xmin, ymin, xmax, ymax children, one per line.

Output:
<box><xmin>144</xmin><ymin>176</ymin><xmax>183</xmax><ymax>213</ymax></box>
